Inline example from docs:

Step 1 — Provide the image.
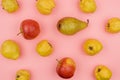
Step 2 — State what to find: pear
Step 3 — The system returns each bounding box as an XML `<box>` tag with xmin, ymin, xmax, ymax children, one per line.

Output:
<box><xmin>36</xmin><ymin>40</ymin><xmax>53</xmax><ymax>57</ymax></box>
<box><xmin>79</xmin><ymin>0</ymin><xmax>97</xmax><ymax>13</ymax></box>
<box><xmin>94</xmin><ymin>65</ymin><xmax>112</xmax><ymax>80</ymax></box>
<box><xmin>83</xmin><ymin>39</ymin><xmax>103</xmax><ymax>56</ymax></box>
<box><xmin>2</xmin><ymin>0</ymin><xmax>19</xmax><ymax>13</ymax></box>
<box><xmin>1</xmin><ymin>40</ymin><xmax>20</xmax><ymax>60</ymax></box>
<box><xmin>16</xmin><ymin>69</ymin><xmax>31</xmax><ymax>80</ymax></box>
<box><xmin>36</xmin><ymin>0</ymin><xmax>55</xmax><ymax>15</ymax></box>
<box><xmin>57</xmin><ymin>17</ymin><xmax>88</xmax><ymax>35</ymax></box>
<box><xmin>106</xmin><ymin>17</ymin><xmax>120</xmax><ymax>33</ymax></box>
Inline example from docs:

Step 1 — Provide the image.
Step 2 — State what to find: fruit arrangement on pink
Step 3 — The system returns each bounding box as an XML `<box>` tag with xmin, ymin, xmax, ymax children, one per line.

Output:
<box><xmin>0</xmin><ymin>0</ymin><xmax>120</xmax><ymax>80</ymax></box>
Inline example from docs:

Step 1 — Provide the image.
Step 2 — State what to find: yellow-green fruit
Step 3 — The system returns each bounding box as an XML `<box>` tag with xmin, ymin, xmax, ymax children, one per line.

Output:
<box><xmin>79</xmin><ymin>0</ymin><xmax>97</xmax><ymax>13</ymax></box>
<box><xmin>106</xmin><ymin>17</ymin><xmax>120</xmax><ymax>33</ymax></box>
<box><xmin>83</xmin><ymin>39</ymin><xmax>103</xmax><ymax>56</ymax></box>
<box><xmin>94</xmin><ymin>65</ymin><xmax>112</xmax><ymax>80</ymax></box>
<box><xmin>57</xmin><ymin>17</ymin><xmax>88</xmax><ymax>35</ymax></box>
<box><xmin>36</xmin><ymin>40</ymin><xmax>53</xmax><ymax>57</ymax></box>
<box><xmin>36</xmin><ymin>0</ymin><xmax>55</xmax><ymax>15</ymax></box>
<box><xmin>16</xmin><ymin>69</ymin><xmax>30</xmax><ymax>80</ymax></box>
<box><xmin>2</xmin><ymin>0</ymin><xmax>19</xmax><ymax>13</ymax></box>
<box><xmin>1</xmin><ymin>40</ymin><xmax>20</xmax><ymax>60</ymax></box>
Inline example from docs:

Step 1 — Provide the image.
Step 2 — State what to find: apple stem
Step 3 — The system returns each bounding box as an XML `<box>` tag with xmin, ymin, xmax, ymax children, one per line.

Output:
<box><xmin>56</xmin><ymin>59</ymin><xmax>61</xmax><ymax>64</ymax></box>
<box><xmin>17</xmin><ymin>31</ymin><xmax>22</xmax><ymax>36</ymax></box>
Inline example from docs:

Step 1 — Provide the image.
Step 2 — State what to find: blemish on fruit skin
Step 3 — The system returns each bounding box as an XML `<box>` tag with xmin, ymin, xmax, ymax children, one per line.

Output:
<box><xmin>89</xmin><ymin>46</ymin><xmax>93</xmax><ymax>50</ymax></box>
<box><xmin>97</xmin><ymin>68</ymin><xmax>101</xmax><ymax>72</ymax></box>
<box><xmin>107</xmin><ymin>23</ymin><xmax>110</xmax><ymax>28</ymax></box>
<box><xmin>16</xmin><ymin>75</ymin><xmax>20</xmax><ymax>78</ymax></box>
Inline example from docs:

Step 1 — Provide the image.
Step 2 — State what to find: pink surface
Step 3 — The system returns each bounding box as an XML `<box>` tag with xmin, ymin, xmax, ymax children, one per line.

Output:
<box><xmin>0</xmin><ymin>0</ymin><xmax>120</xmax><ymax>80</ymax></box>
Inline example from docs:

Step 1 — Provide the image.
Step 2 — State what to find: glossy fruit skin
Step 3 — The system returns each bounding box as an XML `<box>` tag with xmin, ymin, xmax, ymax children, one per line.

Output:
<box><xmin>79</xmin><ymin>0</ymin><xmax>97</xmax><ymax>13</ymax></box>
<box><xmin>106</xmin><ymin>17</ymin><xmax>120</xmax><ymax>33</ymax></box>
<box><xmin>36</xmin><ymin>40</ymin><xmax>53</xmax><ymax>57</ymax></box>
<box><xmin>1</xmin><ymin>40</ymin><xmax>20</xmax><ymax>60</ymax></box>
<box><xmin>36</xmin><ymin>0</ymin><xmax>55</xmax><ymax>15</ymax></box>
<box><xmin>16</xmin><ymin>69</ymin><xmax>30</xmax><ymax>80</ymax></box>
<box><xmin>20</xmin><ymin>19</ymin><xmax>40</xmax><ymax>40</ymax></box>
<box><xmin>94</xmin><ymin>65</ymin><xmax>112</xmax><ymax>80</ymax></box>
<box><xmin>57</xmin><ymin>17</ymin><xmax>88</xmax><ymax>35</ymax></box>
<box><xmin>83</xmin><ymin>39</ymin><xmax>103</xmax><ymax>56</ymax></box>
<box><xmin>2</xmin><ymin>0</ymin><xmax>19</xmax><ymax>13</ymax></box>
<box><xmin>56</xmin><ymin>57</ymin><xmax>76</xmax><ymax>79</ymax></box>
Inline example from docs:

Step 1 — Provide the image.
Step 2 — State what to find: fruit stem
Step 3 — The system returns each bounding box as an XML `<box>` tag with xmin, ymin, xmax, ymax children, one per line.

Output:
<box><xmin>17</xmin><ymin>31</ymin><xmax>22</xmax><ymax>36</ymax></box>
<box><xmin>56</xmin><ymin>59</ymin><xmax>61</xmax><ymax>64</ymax></box>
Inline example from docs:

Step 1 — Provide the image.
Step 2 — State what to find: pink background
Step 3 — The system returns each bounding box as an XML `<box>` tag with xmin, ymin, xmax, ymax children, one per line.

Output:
<box><xmin>0</xmin><ymin>0</ymin><xmax>120</xmax><ymax>80</ymax></box>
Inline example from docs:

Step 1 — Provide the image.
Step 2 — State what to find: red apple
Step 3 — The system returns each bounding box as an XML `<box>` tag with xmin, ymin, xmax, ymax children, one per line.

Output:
<box><xmin>18</xmin><ymin>19</ymin><xmax>40</xmax><ymax>40</ymax></box>
<box><xmin>56</xmin><ymin>57</ymin><xmax>76</xmax><ymax>79</ymax></box>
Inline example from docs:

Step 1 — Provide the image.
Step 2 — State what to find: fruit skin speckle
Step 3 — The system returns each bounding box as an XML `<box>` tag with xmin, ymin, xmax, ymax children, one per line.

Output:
<box><xmin>16</xmin><ymin>69</ymin><xmax>31</xmax><ymax>80</ymax></box>
<box><xmin>36</xmin><ymin>0</ymin><xmax>55</xmax><ymax>15</ymax></box>
<box><xmin>2</xmin><ymin>0</ymin><xmax>19</xmax><ymax>13</ymax></box>
<box><xmin>94</xmin><ymin>65</ymin><xmax>112</xmax><ymax>80</ymax></box>
<box><xmin>79</xmin><ymin>0</ymin><xmax>97</xmax><ymax>13</ymax></box>
<box><xmin>106</xmin><ymin>17</ymin><xmax>120</xmax><ymax>33</ymax></box>
<box><xmin>83</xmin><ymin>39</ymin><xmax>103</xmax><ymax>56</ymax></box>
<box><xmin>36</xmin><ymin>40</ymin><xmax>53</xmax><ymax>57</ymax></box>
<box><xmin>1</xmin><ymin>40</ymin><xmax>20</xmax><ymax>60</ymax></box>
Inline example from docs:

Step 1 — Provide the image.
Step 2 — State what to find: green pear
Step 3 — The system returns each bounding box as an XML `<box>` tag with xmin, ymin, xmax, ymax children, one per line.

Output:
<box><xmin>2</xmin><ymin>0</ymin><xmax>19</xmax><ymax>13</ymax></box>
<box><xmin>106</xmin><ymin>17</ymin><xmax>120</xmax><ymax>33</ymax></box>
<box><xmin>94</xmin><ymin>65</ymin><xmax>112</xmax><ymax>80</ymax></box>
<box><xmin>79</xmin><ymin>0</ymin><xmax>97</xmax><ymax>13</ymax></box>
<box><xmin>83</xmin><ymin>39</ymin><xmax>103</xmax><ymax>56</ymax></box>
<box><xmin>57</xmin><ymin>17</ymin><xmax>88</xmax><ymax>35</ymax></box>
<box><xmin>16</xmin><ymin>69</ymin><xmax>30</xmax><ymax>80</ymax></box>
<box><xmin>1</xmin><ymin>40</ymin><xmax>20</xmax><ymax>60</ymax></box>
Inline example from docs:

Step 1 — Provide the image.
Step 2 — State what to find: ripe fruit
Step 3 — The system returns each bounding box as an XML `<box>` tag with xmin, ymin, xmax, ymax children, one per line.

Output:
<box><xmin>57</xmin><ymin>17</ymin><xmax>88</xmax><ymax>35</ymax></box>
<box><xmin>36</xmin><ymin>0</ymin><xmax>55</xmax><ymax>15</ymax></box>
<box><xmin>79</xmin><ymin>0</ymin><xmax>97</xmax><ymax>13</ymax></box>
<box><xmin>36</xmin><ymin>40</ymin><xmax>53</xmax><ymax>57</ymax></box>
<box><xmin>1</xmin><ymin>40</ymin><xmax>20</xmax><ymax>60</ymax></box>
<box><xmin>16</xmin><ymin>69</ymin><xmax>30</xmax><ymax>80</ymax></box>
<box><xmin>18</xmin><ymin>19</ymin><xmax>40</xmax><ymax>40</ymax></box>
<box><xmin>2</xmin><ymin>0</ymin><xmax>19</xmax><ymax>13</ymax></box>
<box><xmin>106</xmin><ymin>17</ymin><xmax>120</xmax><ymax>33</ymax></box>
<box><xmin>83</xmin><ymin>39</ymin><xmax>103</xmax><ymax>56</ymax></box>
<box><xmin>94</xmin><ymin>65</ymin><xmax>112</xmax><ymax>80</ymax></box>
<box><xmin>56</xmin><ymin>57</ymin><xmax>76</xmax><ymax>79</ymax></box>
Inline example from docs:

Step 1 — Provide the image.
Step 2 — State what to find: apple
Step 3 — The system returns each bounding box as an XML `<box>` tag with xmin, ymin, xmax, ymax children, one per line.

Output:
<box><xmin>56</xmin><ymin>57</ymin><xmax>76</xmax><ymax>79</ymax></box>
<box><xmin>18</xmin><ymin>19</ymin><xmax>40</xmax><ymax>40</ymax></box>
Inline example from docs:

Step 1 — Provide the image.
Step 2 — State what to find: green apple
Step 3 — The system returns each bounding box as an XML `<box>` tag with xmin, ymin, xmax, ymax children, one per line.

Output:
<box><xmin>36</xmin><ymin>40</ymin><xmax>53</xmax><ymax>57</ymax></box>
<box><xmin>94</xmin><ymin>65</ymin><xmax>112</xmax><ymax>80</ymax></box>
<box><xmin>2</xmin><ymin>0</ymin><xmax>19</xmax><ymax>13</ymax></box>
<box><xmin>16</xmin><ymin>69</ymin><xmax>30</xmax><ymax>80</ymax></box>
<box><xmin>106</xmin><ymin>17</ymin><xmax>120</xmax><ymax>33</ymax></box>
<box><xmin>36</xmin><ymin>0</ymin><xmax>55</xmax><ymax>15</ymax></box>
<box><xmin>79</xmin><ymin>0</ymin><xmax>97</xmax><ymax>13</ymax></box>
<box><xmin>1</xmin><ymin>40</ymin><xmax>20</xmax><ymax>60</ymax></box>
<box><xmin>83</xmin><ymin>39</ymin><xmax>103</xmax><ymax>56</ymax></box>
